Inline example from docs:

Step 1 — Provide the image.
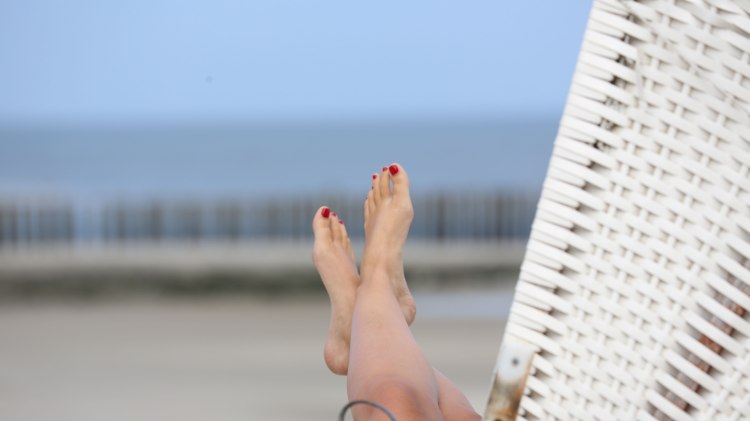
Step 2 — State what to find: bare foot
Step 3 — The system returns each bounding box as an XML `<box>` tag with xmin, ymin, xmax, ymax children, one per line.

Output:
<box><xmin>312</xmin><ymin>206</ymin><xmax>358</xmax><ymax>375</ymax></box>
<box><xmin>362</xmin><ymin>163</ymin><xmax>416</xmax><ymax>325</ymax></box>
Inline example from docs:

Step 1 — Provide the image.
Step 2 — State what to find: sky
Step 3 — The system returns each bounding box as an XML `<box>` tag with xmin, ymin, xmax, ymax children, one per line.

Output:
<box><xmin>0</xmin><ymin>1</ymin><xmax>593</xmax><ymax>199</ymax></box>
<box><xmin>0</xmin><ymin>0</ymin><xmax>593</xmax><ymax>126</ymax></box>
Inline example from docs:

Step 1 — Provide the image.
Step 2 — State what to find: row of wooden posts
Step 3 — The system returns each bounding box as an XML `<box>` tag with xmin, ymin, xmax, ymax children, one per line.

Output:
<box><xmin>0</xmin><ymin>191</ymin><xmax>538</xmax><ymax>248</ymax></box>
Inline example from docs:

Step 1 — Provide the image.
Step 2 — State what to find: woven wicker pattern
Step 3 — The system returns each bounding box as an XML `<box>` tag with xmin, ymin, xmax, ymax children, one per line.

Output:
<box><xmin>501</xmin><ymin>0</ymin><xmax>750</xmax><ymax>420</ymax></box>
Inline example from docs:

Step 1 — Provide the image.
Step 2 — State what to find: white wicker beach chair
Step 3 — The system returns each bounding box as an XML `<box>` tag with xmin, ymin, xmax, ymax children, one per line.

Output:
<box><xmin>483</xmin><ymin>1</ymin><xmax>750</xmax><ymax>420</ymax></box>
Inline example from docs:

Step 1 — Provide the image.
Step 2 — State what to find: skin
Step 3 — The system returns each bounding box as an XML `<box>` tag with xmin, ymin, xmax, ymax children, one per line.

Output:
<box><xmin>312</xmin><ymin>163</ymin><xmax>480</xmax><ymax>421</ymax></box>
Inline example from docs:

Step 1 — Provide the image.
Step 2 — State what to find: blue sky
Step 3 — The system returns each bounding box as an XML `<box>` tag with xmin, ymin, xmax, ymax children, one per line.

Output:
<box><xmin>0</xmin><ymin>1</ymin><xmax>594</xmax><ymax>198</ymax></box>
<box><xmin>0</xmin><ymin>0</ymin><xmax>592</xmax><ymax>126</ymax></box>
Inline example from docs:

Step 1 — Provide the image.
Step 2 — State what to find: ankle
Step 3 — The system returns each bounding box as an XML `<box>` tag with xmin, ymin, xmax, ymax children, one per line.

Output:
<box><xmin>361</xmin><ymin>247</ymin><xmax>402</xmax><ymax>267</ymax></box>
<box><xmin>359</xmin><ymin>260</ymin><xmax>387</xmax><ymax>276</ymax></box>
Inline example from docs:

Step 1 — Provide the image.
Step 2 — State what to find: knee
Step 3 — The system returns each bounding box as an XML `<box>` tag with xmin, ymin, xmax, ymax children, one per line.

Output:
<box><xmin>354</xmin><ymin>379</ymin><xmax>441</xmax><ymax>421</ymax></box>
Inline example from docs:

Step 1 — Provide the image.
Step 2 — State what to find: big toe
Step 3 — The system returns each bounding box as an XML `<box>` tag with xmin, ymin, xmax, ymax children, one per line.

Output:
<box><xmin>312</xmin><ymin>206</ymin><xmax>333</xmax><ymax>243</ymax></box>
<box><xmin>388</xmin><ymin>163</ymin><xmax>410</xmax><ymax>200</ymax></box>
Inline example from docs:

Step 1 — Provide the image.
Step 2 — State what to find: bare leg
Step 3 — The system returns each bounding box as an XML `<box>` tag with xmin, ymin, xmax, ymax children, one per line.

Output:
<box><xmin>348</xmin><ymin>269</ymin><xmax>443</xmax><ymax>420</ymax></box>
<box><xmin>347</xmin><ymin>164</ymin><xmax>480</xmax><ymax>421</ymax></box>
<box><xmin>435</xmin><ymin>370</ymin><xmax>481</xmax><ymax>421</ymax></box>
<box><xmin>312</xmin><ymin>164</ymin><xmax>479</xmax><ymax>420</ymax></box>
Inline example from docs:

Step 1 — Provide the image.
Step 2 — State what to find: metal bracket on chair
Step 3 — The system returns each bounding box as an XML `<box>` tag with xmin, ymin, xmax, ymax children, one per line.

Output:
<box><xmin>482</xmin><ymin>340</ymin><xmax>535</xmax><ymax>421</ymax></box>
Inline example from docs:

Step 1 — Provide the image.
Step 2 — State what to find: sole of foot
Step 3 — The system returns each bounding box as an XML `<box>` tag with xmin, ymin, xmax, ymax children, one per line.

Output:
<box><xmin>312</xmin><ymin>206</ymin><xmax>359</xmax><ymax>375</ymax></box>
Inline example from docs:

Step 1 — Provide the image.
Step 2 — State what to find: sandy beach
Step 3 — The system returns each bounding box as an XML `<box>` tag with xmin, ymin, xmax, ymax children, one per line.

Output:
<box><xmin>0</xmin><ymin>291</ymin><xmax>508</xmax><ymax>421</ymax></box>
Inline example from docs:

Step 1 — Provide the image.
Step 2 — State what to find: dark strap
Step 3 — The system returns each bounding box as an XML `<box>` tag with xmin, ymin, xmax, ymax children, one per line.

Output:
<box><xmin>338</xmin><ymin>399</ymin><xmax>397</xmax><ymax>421</ymax></box>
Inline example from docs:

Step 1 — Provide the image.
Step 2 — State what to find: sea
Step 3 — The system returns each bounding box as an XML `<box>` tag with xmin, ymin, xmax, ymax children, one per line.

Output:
<box><xmin>0</xmin><ymin>118</ymin><xmax>558</xmax><ymax>202</ymax></box>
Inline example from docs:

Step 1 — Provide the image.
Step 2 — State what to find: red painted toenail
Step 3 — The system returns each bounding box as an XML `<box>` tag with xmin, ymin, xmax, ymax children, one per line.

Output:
<box><xmin>372</xmin><ymin>174</ymin><xmax>377</xmax><ymax>180</ymax></box>
<box><xmin>332</xmin><ymin>212</ymin><xmax>337</xmax><ymax>217</ymax></box>
<box><xmin>321</xmin><ymin>208</ymin><xmax>330</xmax><ymax>218</ymax></box>
<box><xmin>389</xmin><ymin>165</ymin><xmax>399</xmax><ymax>175</ymax></box>
<box><xmin>339</xmin><ymin>220</ymin><xmax>343</xmax><ymax>224</ymax></box>
<box><xmin>382</xmin><ymin>167</ymin><xmax>387</xmax><ymax>172</ymax></box>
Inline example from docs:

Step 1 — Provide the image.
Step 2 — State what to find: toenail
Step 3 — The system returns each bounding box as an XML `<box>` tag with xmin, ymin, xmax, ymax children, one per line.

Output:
<box><xmin>382</xmin><ymin>167</ymin><xmax>387</xmax><ymax>172</ymax></box>
<box><xmin>321</xmin><ymin>208</ymin><xmax>330</xmax><ymax>218</ymax></box>
<box><xmin>389</xmin><ymin>164</ymin><xmax>399</xmax><ymax>175</ymax></box>
<box><xmin>332</xmin><ymin>212</ymin><xmax>337</xmax><ymax>217</ymax></box>
<box><xmin>372</xmin><ymin>174</ymin><xmax>377</xmax><ymax>180</ymax></box>
<box><xmin>338</xmin><ymin>220</ymin><xmax>343</xmax><ymax>224</ymax></box>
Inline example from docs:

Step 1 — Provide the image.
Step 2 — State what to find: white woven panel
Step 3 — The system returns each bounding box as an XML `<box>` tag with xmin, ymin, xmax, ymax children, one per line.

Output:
<box><xmin>501</xmin><ymin>0</ymin><xmax>750</xmax><ymax>420</ymax></box>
